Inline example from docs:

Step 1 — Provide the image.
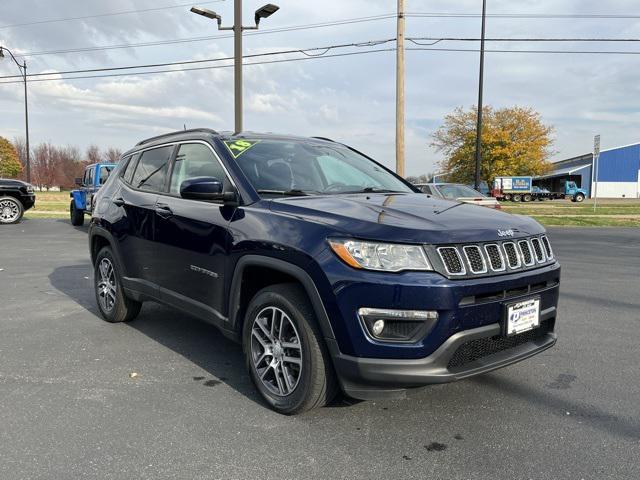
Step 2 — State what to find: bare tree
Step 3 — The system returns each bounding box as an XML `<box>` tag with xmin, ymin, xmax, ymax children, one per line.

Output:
<box><xmin>85</xmin><ymin>144</ymin><xmax>101</xmax><ymax>165</ymax></box>
<box><xmin>104</xmin><ymin>147</ymin><xmax>122</xmax><ymax>163</ymax></box>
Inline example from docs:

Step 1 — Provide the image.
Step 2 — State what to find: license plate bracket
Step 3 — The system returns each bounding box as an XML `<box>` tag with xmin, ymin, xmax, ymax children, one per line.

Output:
<box><xmin>503</xmin><ymin>297</ymin><xmax>541</xmax><ymax>337</ymax></box>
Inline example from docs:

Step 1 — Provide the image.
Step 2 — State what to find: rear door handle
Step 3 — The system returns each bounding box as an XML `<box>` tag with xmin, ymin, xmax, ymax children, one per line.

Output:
<box><xmin>155</xmin><ymin>202</ymin><xmax>173</xmax><ymax>219</ymax></box>
<box><xmin>112</xmin><ymin>197</ymin><xmax>125</xmax><ymax>207</ymax></box>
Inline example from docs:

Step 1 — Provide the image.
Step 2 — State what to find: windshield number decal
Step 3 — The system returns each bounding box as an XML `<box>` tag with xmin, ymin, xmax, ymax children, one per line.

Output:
<box><xmin>224</xmin><ymin>140</ymin><xmax>259</xmax><ymax>158</ymax></box>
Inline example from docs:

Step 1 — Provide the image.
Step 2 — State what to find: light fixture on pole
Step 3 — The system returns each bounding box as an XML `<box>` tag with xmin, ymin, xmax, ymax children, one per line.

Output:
<box><xmin>191</xmin><ymin>2</ymin><xmax>279</xmax><ymax>134</ymax></box>
<box><xmin>0</xmin><ymin>46</ymin><xmax>31</xmax><ymax>183</ymax></box>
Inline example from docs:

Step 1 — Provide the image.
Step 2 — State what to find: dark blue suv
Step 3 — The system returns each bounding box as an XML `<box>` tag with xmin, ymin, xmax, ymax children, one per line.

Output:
<box><xmin>88</xmin><ymin>129</ymin><xmax>560</xmax><ymax>414</ymax></box>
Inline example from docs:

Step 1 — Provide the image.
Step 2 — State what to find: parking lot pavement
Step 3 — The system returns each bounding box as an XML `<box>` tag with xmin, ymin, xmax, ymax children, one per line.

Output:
<box><xmin>0</xmin><ymin>219</ymin><xmax>638</xmax><ymax>480</ymax></box>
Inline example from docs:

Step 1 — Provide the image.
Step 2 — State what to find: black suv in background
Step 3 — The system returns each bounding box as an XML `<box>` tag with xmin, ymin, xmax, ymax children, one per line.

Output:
<box><xmin>89</xmin><ymin>129</ymin><xmax>560</xmax><ymax>414</ymax></box>
<box><xmin>0</xmin><ymin>179</ymin><xmax>35</xmax><ymax>224</ymax></box>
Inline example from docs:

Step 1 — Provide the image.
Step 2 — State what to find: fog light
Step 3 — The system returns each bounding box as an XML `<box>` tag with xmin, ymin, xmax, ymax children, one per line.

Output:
<box><xmin>372</xmin><ymin>319</ymin><xmax>385</xmax><ymax>336</ymax></box>
<box><xmin>357</xmin><ymin>308</ymin><xmax>438</xmax><ymax>343</ymax></box>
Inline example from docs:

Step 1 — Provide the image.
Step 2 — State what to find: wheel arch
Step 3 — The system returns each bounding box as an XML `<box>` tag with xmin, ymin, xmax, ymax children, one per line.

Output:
<box><xmin>228</xmin><ymin>255</ymin><xmax>336</xmax><ymax>342</ymax></box>
<box><xmin>89</xmin><ymin>227</ymin><xmax>128</xmax><ymax>277</ymax></box>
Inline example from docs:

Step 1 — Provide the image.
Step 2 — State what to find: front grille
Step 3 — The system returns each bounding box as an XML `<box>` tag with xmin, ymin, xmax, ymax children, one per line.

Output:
<box><xmin>437</xmin><ymin>247</ymin><xmax>465</xmax><ymax>275</ymax></box>
<box><xmin>484</xmin><ymin>244</ymin><xmax>505</xmax><ymax>271</ymax></box>
<box><xmin>541</xmin><ymin>236</ymin><xmax>553</xmax><ymax>259</ymax></box>
<box><xmin>530</xmin><ymin>237</ymin><xmax>545</xmax><ymax>263</ymax></box>
<box><xmin>432</xmin><ymin>236</ymin><xmax>554</xmax><ymax>278</ymax></box>
<box><xmin>463</xmin><ymin>246</ymin><xmax>487</xmax><ymax>274</ymax></box>
<box><xmin>447</xmin><ymin>321</ymin><xmax>551</xmax><ymax>370</ymax></box>
<box><xmin>503</xmin><ymin>242</ymin><xmax>521</xmax><ymax>269</ymax></box>
<box><xmin>518</xmin><ymin>240</ymin><xmax>534</xmax><ymax>266</ymax></box>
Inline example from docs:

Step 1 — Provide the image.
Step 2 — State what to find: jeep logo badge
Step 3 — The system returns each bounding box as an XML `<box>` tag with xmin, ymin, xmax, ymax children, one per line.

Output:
<box><xmin>497</xmin><ymin>229</ymin><xmax>515</xmax><ymax>238</ymax></box>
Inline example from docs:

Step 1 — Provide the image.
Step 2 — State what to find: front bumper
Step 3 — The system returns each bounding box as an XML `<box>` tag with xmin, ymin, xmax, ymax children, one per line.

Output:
<box><xmin>22</xmin><ymin>194</ymin><xmax>36</xmax><ymax>210</ymax></box>
<box><xmin>328</xmin><ymin>306</ymin><xmax>557</xmax><ymax>400</ymax></box>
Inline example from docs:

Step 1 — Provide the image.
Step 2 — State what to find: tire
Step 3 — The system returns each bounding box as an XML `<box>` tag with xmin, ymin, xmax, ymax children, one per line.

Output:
<box><xmin>243</xmin><ymin>283</ymin><xmax>337</xmax><ymax>414</ymax></box>
<box><xmin>94</xmin><ymin>246</ymin><xmax>141</xmax><ymax>323</ymax></box>
<box><xmin>504</xmin><ymin>194</ymin><xmax>512</xmax><ymax>201</ymax></box>
<box><xmin>574</xmin><ymin>193</ymin><xmax>585</xmax><ymax>203</ymax></box>
<box><xmin>0</xmin><ymin>196</ymin><xmax>24</xmax><ymax>224</ymax></box>
<box><xmin>523</xmin><ymin>194</ymin><xmax>532</xmax><ymax>202</ymax></box>
<box><xmin>512</xmin><ymin>194</ymin><xmax>522</xmax><ymax>202</ymax></box>
<box><xmin>70</xmin><ymin>201</ymin><xmax>85</xmax><ymax>226</ymax></box>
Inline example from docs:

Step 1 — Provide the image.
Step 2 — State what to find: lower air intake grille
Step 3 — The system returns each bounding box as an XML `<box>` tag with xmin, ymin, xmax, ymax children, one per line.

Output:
<box><xmin>438</xmin><ymin>247</ymin><xmax>465</xmax><ymax>275</ymax></box>
<box><xmin>447</xmin><ymin>321</ymin><xmax>551</xmax><ymax>370</ymax></box>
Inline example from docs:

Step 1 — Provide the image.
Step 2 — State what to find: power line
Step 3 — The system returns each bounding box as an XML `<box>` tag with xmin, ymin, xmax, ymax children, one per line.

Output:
<box><xmin>11</xmin><ymin>14</ymin><xmax>397</xmax><ymax>58</ymax></box>
<box><xmin>409</xmin><ymin>37</ymin><xmax>640</xmax><ymax>44</ymax></box>
<box><xmin>407</xmin><ymin>46</ymin><xmax>640</xmax><ymax>55</ymax></box>
<box><xmin>0</xmin><ymin>39</ymin><xmax>396</xmax><ymax>79</ymax></box>
<box><xmin>0</xmin><ymin>48</ymin><xmax>396</xmax><ymax>85</ymax></box>
<box><xmin>0</xmin><ymin>1</ymin><xmax>225</xmax><ymax>29</ymax></box>
<box><xmin>406</xmin><ymin>12</ymin><xmax>640</xmax><ymax>19</ymax></box>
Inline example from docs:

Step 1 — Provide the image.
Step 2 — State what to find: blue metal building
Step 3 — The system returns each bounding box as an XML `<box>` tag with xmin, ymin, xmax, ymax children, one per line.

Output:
<box><xmin>536</xmin><ymin>142</ymin><xmax>640</xmax><ymax>198</ymax></box>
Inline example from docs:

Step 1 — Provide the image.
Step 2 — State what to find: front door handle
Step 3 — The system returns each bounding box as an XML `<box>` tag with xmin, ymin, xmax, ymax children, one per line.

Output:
<box><xmin>112</xmin><ymin>197</ymin><xmax>125</xmax><ymax>207</ymax></box>
<box><xmin>155</xmin><ymin>203</ymin><xmax>173</xmax><ymax>219</ymax></box>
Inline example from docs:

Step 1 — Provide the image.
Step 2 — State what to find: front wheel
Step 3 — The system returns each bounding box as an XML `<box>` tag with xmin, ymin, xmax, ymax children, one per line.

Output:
<box><xmin>574</xmin><ymin>193</ymin><xmax>585</xmax><ymax>203</ymax></box>
<box><xmin>0</xmin><ymin>197</ymin><xmax>24</xmax><ymax>224</ymax></box>
<box><xmin>243</xmin><ymin>283</ymin><xmax>337</xmax><ymax>414</ymax></box>
<box><xmin>94</xmin><ymin>246</ymin><xmax>141</xmax><ymax>323</ymax></box>
<box><xmin>70</xmin><ymin>201</ymin><xmax>85</xmax><ymax>226</ymax></box>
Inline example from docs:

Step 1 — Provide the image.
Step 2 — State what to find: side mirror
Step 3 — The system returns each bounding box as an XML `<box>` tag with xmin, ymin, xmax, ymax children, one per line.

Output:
<box><xmin>75</xmin><ymin>177</ymin><xmax>83</xmax><ymax>186</ymax></box>
<box><xmin>180</xmin><ymin>176</ymin><xmax>238</xmax><ymax>205</ymax></box>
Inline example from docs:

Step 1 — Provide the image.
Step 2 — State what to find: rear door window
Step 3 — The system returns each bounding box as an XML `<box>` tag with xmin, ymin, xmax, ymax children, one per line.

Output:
<box><xmin>130</xmin><ymin>146</ymin><xmax>174</xmax><ymax>192</ymax></box>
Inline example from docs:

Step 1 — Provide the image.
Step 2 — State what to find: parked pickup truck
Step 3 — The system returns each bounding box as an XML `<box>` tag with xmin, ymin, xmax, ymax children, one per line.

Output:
<box><xmin>88</xmin><ymin>129</ymin><xmax>560</xmax><ymax>414</ymax></box>
<box><xmin>70</xmin><ymin>162</ymin><xmax>116</xmax><ymax>226</ymax></box>
<box><xmin>493</xmin><ymin>176</ymin><xmax>587</xmax><ymax>203</ymax></box>
<box><xmin>0</xmin><ymin>178</ymin><xmax>35</xmax><ymax>224</ymax></box>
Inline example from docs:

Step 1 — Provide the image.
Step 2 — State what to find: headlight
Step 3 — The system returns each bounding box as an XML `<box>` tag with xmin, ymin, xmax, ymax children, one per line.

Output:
<box><xmin>329</xmin><ymin>239</ymin><xmax>432</xmax><ymax>272</ymax></box>
<box><xmin>26</xmin><ymin>185</ymin><xmax>34</xmax><ymax>193</ymax></box>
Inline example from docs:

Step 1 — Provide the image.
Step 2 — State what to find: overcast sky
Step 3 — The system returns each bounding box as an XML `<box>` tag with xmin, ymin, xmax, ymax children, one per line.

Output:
<box><xmin>1</xmin><ymin>0</ymin><xmax>639</xmax><ymax>175</ymax></box>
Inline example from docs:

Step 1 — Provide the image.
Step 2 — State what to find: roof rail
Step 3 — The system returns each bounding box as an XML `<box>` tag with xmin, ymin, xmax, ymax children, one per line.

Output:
<box><xmin>135</xmin><ymin>128</ymin><xmax>220</xmax><ymax>146</ymax></box>
<box><xmin>310</xmin><ymin>136</ymin><xmax>336</xmax><ymax>143</ymax></box>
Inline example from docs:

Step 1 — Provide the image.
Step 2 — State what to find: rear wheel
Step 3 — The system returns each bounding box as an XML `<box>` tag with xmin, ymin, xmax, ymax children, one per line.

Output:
<box><xmin>504</xmin><ymin>193</ymin><xmax>512</xmax><ymax>201</ymax></box>
<box><xmin>523</xmin><ymin>194</ymin><xmax>532</xmax><ymax>202</ymax></box>
<box><xmin>512</xmin><ymin>194</ymin><xmax>522</xmax><ymax>202</ymax></box>
<box><xmin>70</xmin><ymin>201</ymin><xmax>85</xmax><ymax>226</ymax></box>
<box><xmin>243</xmin><ymin>283</ymin><xmax>337</xmax><ymax>414</ymax></box>
<box><xmin>0</xmin><ymin>197</ymin><xmax>24</xmax><ymax>224</ymax></box>
<box><xmin>94</xmin><ymin>246</ymin><xmax>141</xmax><ymax>323</ymax></box>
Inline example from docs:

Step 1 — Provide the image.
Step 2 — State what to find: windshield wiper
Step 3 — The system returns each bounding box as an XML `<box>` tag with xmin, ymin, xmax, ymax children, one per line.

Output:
<box><xmin>256</xmin><ymin>189</ymin><xmax>311</xmax><ymax>197</ymax></box>
<box><xmin>345</xmin><ymin>187</ymin><xmax>405</xmax><ymax>194</ymax></box>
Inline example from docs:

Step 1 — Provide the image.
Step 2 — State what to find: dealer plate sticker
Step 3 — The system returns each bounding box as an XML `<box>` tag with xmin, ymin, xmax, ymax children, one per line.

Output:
<box><xmin>506</xmin><ymin>298</ymin><xmax>540</xmax><ymax>336</ymax></box>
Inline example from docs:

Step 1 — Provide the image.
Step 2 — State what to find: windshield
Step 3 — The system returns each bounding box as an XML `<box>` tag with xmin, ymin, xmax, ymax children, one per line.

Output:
<box><xmin>228</xmin><ymin>139</ymin><xmax>414</xmax><ymax>195</ymax></box>
<box><xmin>437</xmin><ymin>184</ymin><xmax>485</xmax><ymax>199</ymax></box>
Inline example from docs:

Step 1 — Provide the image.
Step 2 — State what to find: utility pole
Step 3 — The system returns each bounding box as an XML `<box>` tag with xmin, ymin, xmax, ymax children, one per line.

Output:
<box><xmin>0</xmin><ymin>47</ymin><xmax>31</xmax><ymax>183</ymax></box>
<box><xmin>233</xmin><ymin>0</ymin><xmax>243</xmax><ymax>134</ymax></box>
<box><xmin>191</xmin><ymin>2</ymin><xmax>279</xmax><ymax>134</ymax></box>
<box><xmin>593</xmin><ymin>134</ymin><xmax>600</xmax><ymax>212</ymax></box>
<box><xmin>396</xmin><ymin>0</ymin><xmax>405</xmax><ymax>177</ymax></box>
<box><xmin>474</xmin><ymin>0</ymin><xmax>487</xmax><ymax>190</ymax></box>
<box><xmin>23</xmin><ymin>60</ymin><xmax>30</xmax><ymax>183</ymax></box>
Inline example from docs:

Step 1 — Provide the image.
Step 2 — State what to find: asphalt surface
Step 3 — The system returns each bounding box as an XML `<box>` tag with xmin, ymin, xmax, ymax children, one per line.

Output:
<box><xmin>0</xmin><ymin>219</ymin><xmax>639</xmax><ymax>480</ymax></box>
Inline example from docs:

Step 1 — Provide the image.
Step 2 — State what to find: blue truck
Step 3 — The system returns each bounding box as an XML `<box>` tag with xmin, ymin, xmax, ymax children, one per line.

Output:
<box><xmin>70</xmin><ymin>163</ymin><xmax>116</xmax><ymax>226</ymax></box>
<box><xmin>493</xmin><ymin>176</ymin><xmax>587</xmax><ymax>203</ymax></box>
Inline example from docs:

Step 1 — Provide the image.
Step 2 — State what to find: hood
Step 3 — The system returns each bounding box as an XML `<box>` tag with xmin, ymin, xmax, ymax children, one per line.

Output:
<box><xmin>0</xmin><ymin>179</ymin><xmax>31</xmax><ymax>188</ymax></box>
<box><xmin>269</xmin><ymin>193</ymin><xmax>543</xmax><ymax>244</ymax></box>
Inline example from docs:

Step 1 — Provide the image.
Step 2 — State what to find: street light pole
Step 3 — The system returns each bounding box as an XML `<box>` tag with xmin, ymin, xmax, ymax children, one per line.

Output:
<box><xmin>191</xmin><ymin>2</ymin><xmax>279</xmax><ymax>134</ymax></box>
<box><xmin>0</xmin><ymin>46</ymin><xmax>30</xmax><ymax>183</ymax></box>
<box><xmin>474</xmin><ymin>0</ymin><xmax>487</xmax><ymax>190</ymax></box>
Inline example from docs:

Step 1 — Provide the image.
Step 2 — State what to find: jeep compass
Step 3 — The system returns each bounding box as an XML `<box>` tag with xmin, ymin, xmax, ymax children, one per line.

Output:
<box><xmin>88</xmin><ymin>129</ymin><xmax>560</xmax><ymax>414</ymax></box>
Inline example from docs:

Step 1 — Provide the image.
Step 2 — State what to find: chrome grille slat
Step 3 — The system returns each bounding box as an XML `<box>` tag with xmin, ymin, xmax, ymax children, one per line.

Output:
<box><xmin>463</xmin><ymin>246</ymin><xmax>488</xmax><ymax>274</ymax></box>
<box><xmin>484</xmin><ymin>244</ymin><xmax>506</xmax><ymax>272</ymax></box>
<box><xmin>437</xmin><ymin>247</ymin><xmax>466</xmax><ymax>275</ymax></box>
<box><xmin>518</xmin><ymin>240</ymin><xmax>535</xmax><ymax>266</ymax></box>
<box><xmin>541</xmin><ymin>235</ymin><xmax>553</xmax><ymax>259</ymax></box>
<box><xmin>530</xmin><ymin>237</ymin><xmax>546</xmax><ymax>263</ymax></box>
<box><xmin>502</xmin><ymin>242</ymin><xmax>521</xmax><ymax>269</ymax></box>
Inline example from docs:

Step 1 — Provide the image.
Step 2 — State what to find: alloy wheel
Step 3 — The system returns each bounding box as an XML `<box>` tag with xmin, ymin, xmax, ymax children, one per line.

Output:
<box><xmin>0</xmin><ymin>199</ymin><xmax>20</xmax><ymax>223</ymax></box>
<box><xmin>250</xmin><ymin>306</ymin><xmax>303</xmax><ymax>397</ymax></box>
<box><xmin>97</xmin><ymin>258</ymin><xmax>117</xmax><ymax>313</ymax></box>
